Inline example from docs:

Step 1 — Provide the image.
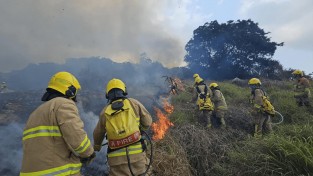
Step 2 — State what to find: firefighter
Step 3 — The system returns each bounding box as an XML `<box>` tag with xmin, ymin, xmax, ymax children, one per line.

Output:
<box><xmin>20</xmin><ymin>71</ymin><xmax>95</xmax><ymax>176</ymax></box>
<box><xmin>209</xmin><ymin>83</ymin><xmax>228</xmax><ymax>129</ymax></box>
<box><xmin>192</xmin><ymin>74</ymin><xmax>214</xmax><ymax>128</ymax></box>
<box><xmin>248</xmin><ymin>78</ymin><xmax>273</xmax><ymax>137</ymax></box>
<box><xmin>292</xmin><ymin>70</ymin><xmax>311</xmax><ymax>107</ymax></box>
<box><xmin>93</xmin><ymin>78</ymin><xmax>152</xmax><ymax>176</ymax></box>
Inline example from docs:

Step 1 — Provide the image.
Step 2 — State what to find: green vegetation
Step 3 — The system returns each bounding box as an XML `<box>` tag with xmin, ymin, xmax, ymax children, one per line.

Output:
<box><xmin>184</xmin><ymin>20</ymin><xmax>284</xmax><ymax>80</ymax></box>
<box><xmin>152</xmin><ymin>80</ymin><xmax>313</xmax><ymax>176</ymax></box>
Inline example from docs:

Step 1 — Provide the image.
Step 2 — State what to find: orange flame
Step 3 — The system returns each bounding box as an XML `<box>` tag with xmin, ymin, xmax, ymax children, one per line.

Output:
<box><xmin>163</xmin><ymin>99</ymin><xmax>174</xmax><ymax>114</ymax></box>
<box><xmin>151</xmin><ymin>107</ymin><xmax>174</xmax><ymax>140</ymax></box>
<box><xmin>151</xmin><ymin>97</ymin><xmax>174</xmax><ymax>140</ymax></box>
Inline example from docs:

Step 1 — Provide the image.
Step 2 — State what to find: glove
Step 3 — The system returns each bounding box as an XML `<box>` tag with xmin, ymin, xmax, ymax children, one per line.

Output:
<box><xmin>81</xmin><ymin>152</ymin><xmax>96</xmax><ymax>165</ymax></box>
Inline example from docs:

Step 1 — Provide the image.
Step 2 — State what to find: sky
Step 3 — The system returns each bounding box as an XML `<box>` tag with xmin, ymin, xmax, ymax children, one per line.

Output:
<box><xmin>0</xmin><ymin>0</ymin><xmax>312</xmax><ymax>74</ymax></box>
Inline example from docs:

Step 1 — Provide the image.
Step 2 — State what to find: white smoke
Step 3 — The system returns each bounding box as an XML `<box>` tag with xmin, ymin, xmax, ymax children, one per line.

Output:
<box><xmin>0</xmin><ymin>122</ymin><xmax>24</xmax><ymax>175</ymax></box>
<box><xmin>77</xmin><ymin>102</ymin><xmax>109</xmax><ymax>175</ymax></box>
<box><xmin>0</xmin><ymin>0</ymin><xmax>188</xmax><ymax>73</ymax></box>
<box><xmin>0</xmin><ymin>102</ymin><xmax>108</xmax><ymax>175</ymax></box>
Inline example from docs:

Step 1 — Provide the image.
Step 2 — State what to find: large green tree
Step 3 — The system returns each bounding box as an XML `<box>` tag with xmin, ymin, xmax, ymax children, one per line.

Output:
<box><xmin>184</xmin><ymin>20</ymin><xmax>284</xmax><ymax>80</ymax></box>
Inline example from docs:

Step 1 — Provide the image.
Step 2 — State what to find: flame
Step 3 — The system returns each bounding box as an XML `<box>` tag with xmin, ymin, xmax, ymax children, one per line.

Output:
<box><xmin>163</xmin><ymin>99</ymin><xmax>174</xmax><ymax>114</ymax></box>
<box><xmin>151</xmin><ymin>107</ymin><xmax>174</xmax><ymax>140</ymax></box>
<box><xmin>151</xmin><ymin>97</ymin><xmax>174</xmax><ymax>140</ymax></box>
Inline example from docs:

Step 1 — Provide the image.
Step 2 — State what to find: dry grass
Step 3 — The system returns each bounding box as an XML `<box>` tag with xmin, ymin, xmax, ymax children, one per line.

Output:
<box><xmin>151</xmin><ymin>80</ymin><xmax>313</xmax><ymax>176</ymax></box>
<box><xmin>152</xmin><ymin>131</ymin><xmax>193</xmax><ymax>176</ymax></box>
<box><xmin>171</xmin><ymin>124</ymin><xmax>247</xmax><ymax>176</ymax></box>
<box><xmin>151</xmin><ymin>122</ymin><xmax>247</xmax><ymax>176</ymax></box>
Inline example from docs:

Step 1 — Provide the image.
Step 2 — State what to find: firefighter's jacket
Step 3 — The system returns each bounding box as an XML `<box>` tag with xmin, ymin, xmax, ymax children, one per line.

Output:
<box><xmin>250</xmin><ymin>88</ymin><xmax>265</xmax><ymax>111</ymax></box>
<box><xmin>192</xmin><ymin>84</ymin><xmax>214</xmax><ymax>110</ymax></box>
<box><xmin>93</xmin><ymin>98</ymin><xmax>152</xmax><ymax>165</ymax></box>
<box><xmin>294</xmin><ymin>77</ymin><xmax>311</xmax><ymax>98</ymax></box>
<box><xmin>211</xmin><ymin>89</ymin><xmax>228</xmax><ymax>111</ymax></box>
<box><xmin>192</xmin><ymin>84</ymin><xmax>213</xmax><ymax>102</ymax></box>
<box><xmin>21</xmin><ymin>97</ymin><xmax>94</xmax><ymax>176</ymax></box>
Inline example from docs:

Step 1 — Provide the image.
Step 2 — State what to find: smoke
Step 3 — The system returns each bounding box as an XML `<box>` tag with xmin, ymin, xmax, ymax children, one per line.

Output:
<box><xmin>0</xmin><ymin>101</ymin><xmax>109</xmax><ymax>175</ymax></box>
<box><xmin>0</xmin><ymin>0</ymin><xmax>187</xmax><ymax>73</ymax></box>
<box><xmin>77</xmin><ymin>102</ymin><xmax>109</xmax><ymax>175</ymax></box>
<box><xmin>0</xmin><ymin>57</ymin><xmax>177</xmax><ymax>175</ymax></box>
<box><xmin>0</xmin><ymin>123</ymin><xmax>23</xmax><ymax>176</ymax></box>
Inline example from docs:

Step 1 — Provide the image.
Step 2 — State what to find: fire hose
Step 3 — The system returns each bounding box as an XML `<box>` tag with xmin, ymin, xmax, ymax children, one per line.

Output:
<box><xmin>271</xmin><ymin>110</ymin><xmax>284</xmax><ymax>125</ymax></box>
<box><xmin>126</xmin><ymin>130</ymin><xmax>153</xmax><ymax>176</ymax></box>
<box><xmin>102</xmin><ymin>130</ymin><xmax>153</xmax><ymax>176</ymax></box>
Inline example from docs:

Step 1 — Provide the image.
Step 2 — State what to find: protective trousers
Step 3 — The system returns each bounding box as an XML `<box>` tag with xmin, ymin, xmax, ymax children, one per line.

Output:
<box><xmin>108</xmin><ymin>152</ymin><xmax>151</xmax><ymax>176</ymax></box>
<box><xmin>198</xmin><ymin>110</ymin><xmax>212</xmax><ymax>128</ymax></box>
<box><xmin>213</xmin><ymin>110</ymin><xmax>226</xmax><ymax>128</ymax></box>
<box><xmin>253</xmin><ymin>112</ymin><xmax>272</xmax><ymax>137</ymax></box>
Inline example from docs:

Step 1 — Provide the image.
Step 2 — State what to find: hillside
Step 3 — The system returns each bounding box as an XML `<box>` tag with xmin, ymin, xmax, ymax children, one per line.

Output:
<box><xmin>151</xmin><ymin>79</ymin><xmax>313</xmax><ymax>176</ymax></box>
<box><xmin>1</xmin><ymin>60</ymin><xmax>313</xmax><ymax>175</ymax></box>
<box><xmin>0</xmin><ymin>57</ymin><xmax>189</xmax><ymax>92</ymax></box>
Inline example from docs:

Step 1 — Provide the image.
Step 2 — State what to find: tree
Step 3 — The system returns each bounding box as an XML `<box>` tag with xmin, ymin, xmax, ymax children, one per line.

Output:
<box><xmin>184</xmin><ymin>19</ymin><xmax>284</xmax><ymax>80</ymax></box>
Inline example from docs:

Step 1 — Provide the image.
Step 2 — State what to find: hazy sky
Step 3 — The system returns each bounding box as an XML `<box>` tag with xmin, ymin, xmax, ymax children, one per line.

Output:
<box><xmin>0</xmin><ymin>0</ymin><xmax>312</xmax><ymax>73</ymax></box>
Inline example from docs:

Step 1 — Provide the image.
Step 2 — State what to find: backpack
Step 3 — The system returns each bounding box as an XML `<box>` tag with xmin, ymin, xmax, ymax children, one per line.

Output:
<box><xmin>196</xmin><ymin>84</ymin><xmax>214</xmax><ymax>111</ymax></box>
<box><xmin>261</xmin><ymin>96</ymin><xmax>275</xmax><ymax>115</ymax></box>
<box><xmin>105</xmin><ymin>99</ymin><xmax>141</xmax><ymax>149</ymax></box>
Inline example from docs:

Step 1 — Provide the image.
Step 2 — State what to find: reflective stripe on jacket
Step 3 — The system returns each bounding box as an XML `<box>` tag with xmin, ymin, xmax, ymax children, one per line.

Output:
<box><xmin>22</xmin><ymin>126</ymin><xmax>61</xmax><ymax>140</ymax></box>
<box><xmin>108</xmin><ymin>142</ymin><xmax>143</xmax><ymax>158</ymax></box>
<box><xmin>21</xmin><ymin>97</ymin><xmax>93</xmax><ymax>175</ymax></box>
<box><xmin>93</xmin><ymin>98</ymin><xmax>152</xmax><ymax>165</ymax></box>
<box><xmin>74</xmin><ymin>135</ymin><xmax>92</xmax><ymax>154</ymax></box>
<box><xmin>20</xmin><ymin>163</ymin><xmax>82</xmax><ymax>176</ymax></box>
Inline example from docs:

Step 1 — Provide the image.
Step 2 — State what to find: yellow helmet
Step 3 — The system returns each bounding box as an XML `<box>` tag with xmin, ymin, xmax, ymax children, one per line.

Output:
<box><xmin>47</xmin><ymin>71</ymin><xmax>81</xmax><ymax>98</ymax></box>
<box><xmin>193</xmin><ymin>74</ymin><xmax>199</xmax><ymax>78</ymax></box>
<box><xmin>248</xmin><ymin>78</ymin><xmax>261</xmax><ymax>85</ymax></box>
<box><xmin>209</xmin><ymin>83</ymin><xmax>218</xmax><ymax>88</ymax></box>
<box><xmin>292</xmin><ymin>69</ymin><xmax>303</xmax><ymax>77</ymax></box>
<box><xmin>106</xmin><ymin>78</ymin><xmax>127</xmax><ymax>94</ymax></box>
<box><xmin>194</xmin><ymin>76</ymin><xmax>203</xmax><ymax>84</ymax></box>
